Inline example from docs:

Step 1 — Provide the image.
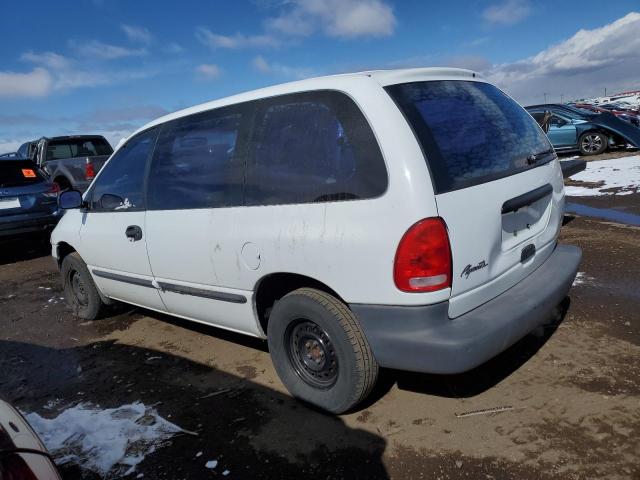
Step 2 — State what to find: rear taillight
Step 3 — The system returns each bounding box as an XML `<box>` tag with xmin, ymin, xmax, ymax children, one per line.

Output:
<box><xmin>394</xmin><ymin>217</ymin><xmax>452</xmax><ymax>292</ymax></box>
<box><xmin>44</xmin><ymin>182</ymin><xmax>60</xmax><ymax>198</ymax></box>
<box><xmin>85</xmin><ymin>161</ymin><xmax>96</xmax><ymax>180</ymax></box>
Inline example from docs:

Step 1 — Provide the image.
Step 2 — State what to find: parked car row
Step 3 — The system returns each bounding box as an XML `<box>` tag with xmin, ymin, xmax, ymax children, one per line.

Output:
<box><xmin>16</xmin><ymin>136</ymin><xmax>113</xmax><ymax>192</ymax></box>
<box><xmin>0</xmin><ymin>159</ymin><xmax>61</xmax><ymax>241</ymax></box>
<box><xmin>526</xmin><ymin>103</ymin><xmax>640</xmax><ymax>155</ymax></box>
<box><xmin>571</xmin><ymin>103</ymin><xmax>640</xmax><ymax>127</ymax></box>
<box><xmin>0</xmin><ymin>136</ymin><xmax>112</xmax><ymax>244</ymax></box>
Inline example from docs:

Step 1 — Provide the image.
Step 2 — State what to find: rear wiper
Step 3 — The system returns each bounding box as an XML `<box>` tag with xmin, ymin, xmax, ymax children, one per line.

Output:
<box><xmin>527</xmin><ymin>148</ymin><xmax>555</xmax><ymax>165</ymax></box>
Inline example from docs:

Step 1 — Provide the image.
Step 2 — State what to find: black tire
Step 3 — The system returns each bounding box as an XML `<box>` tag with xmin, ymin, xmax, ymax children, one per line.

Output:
<box><xmin>53</xmin><ymin>177</ymin><xmax>72</xmax><ymax>192</ymax></box>
<box><xmin>578</xmin><ymin>131</ymin><xmax>608</xmax><ymax>156</ymax></box>
<box><xmin>267</xmin><ymin>288</ymin><xmax>379</xmax><ymax>414</ymax></box>
<box><xmin>61</xmin><ymin>252</ymin><xmax>105</xmax><ymax>320</ymax></box>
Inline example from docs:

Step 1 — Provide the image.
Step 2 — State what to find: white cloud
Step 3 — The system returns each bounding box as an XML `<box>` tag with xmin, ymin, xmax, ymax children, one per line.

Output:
<box><xmin>197</xmin><ymin>0</ymin><xmax>396</xmax><ymax>49</ymax></box>
<box><xmin>0</xmin><ymin>138</ymin><xmax>25</xmax><ymax>153</ymax></box>
<box><xmin>0</xmin><ymin>68</ymin><xmax>53</xmax><ymax>98</ymax></box>
<box><xmin>121</xmin><ymin>24</ymin><xmax>153</xmax><ymax>44</ymax></box>
<box><xmin>21</xmin><ymin>51</ymin><xmax>71</xmax><ymax>70</ymax></box>
<box><xmin>72</xmin><ymin>40</ymin><xmax>147</xmax><ymax>59</ymax></box>
<box><xmin>484</xmin><ymin>12</ymin><xmax>640</xmax><ymax>104</ymax></box>
<box><xmin>266</xmin><ymin>0</ymin><xmax>396</xmax><ymax>38</ymax></box>
<box><xmin>196</xmin><ymin>27</ymin><xmax>279</xmax><ymax>49</ymax></box>
<box><xmin>195</xmin><ymin>63</ymin><xmax>222</xmax><ymax>79</ymax></box>
<box><xmin>482</xmin><ymin>0</ymin><xmax>531</xmax><ymax>26</ymax></box>
<box><xmin>87</xmin><ymin>105</ymin><xmax>169</xmax><ymax>123</ymax></box>
<box><xmin>164</xmin><ymin>42</ymin><xmax>185</xmax><ymax>54</ymax></box>
<box><xmin>446</xmin><ymin>55</ymin><xmax>493</xmax><ymax>72</ymax></box>
<box><xmin>251</xmin><ymin>55</ymin><xmax>312</xmax><ymax>79</ymax></box>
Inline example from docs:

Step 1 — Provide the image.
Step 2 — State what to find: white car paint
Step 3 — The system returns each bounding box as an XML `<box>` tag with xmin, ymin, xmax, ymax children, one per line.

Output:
<box><xmin>51</xmin><ymin>67</ymin><xmax>564</xmax><ymax>338</ymax></box>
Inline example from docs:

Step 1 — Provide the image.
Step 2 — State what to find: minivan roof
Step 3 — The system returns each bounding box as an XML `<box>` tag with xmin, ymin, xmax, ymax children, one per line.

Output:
<box><xmin>134</xmin><ymin>67</ymin><xmax>481</xmax><ymax>140</ymax></box>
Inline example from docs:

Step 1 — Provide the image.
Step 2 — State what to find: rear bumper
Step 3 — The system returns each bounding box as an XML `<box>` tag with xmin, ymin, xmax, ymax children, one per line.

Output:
<box><xmin>0</xmin><ymin>213</ymin><xmax>60</xmax><ymax>239</ymax></box>
<box><xmin>350</xmin><ymin>244</ymin><xmax>582</xmax><ymax>374</ymax></box>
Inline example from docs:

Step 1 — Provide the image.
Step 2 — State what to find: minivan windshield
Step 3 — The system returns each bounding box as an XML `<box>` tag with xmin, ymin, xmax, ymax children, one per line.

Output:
<box><xmin>386</xmin><ymin>81</ymin><xmax>553</xmax><ymax>193</ymax></box>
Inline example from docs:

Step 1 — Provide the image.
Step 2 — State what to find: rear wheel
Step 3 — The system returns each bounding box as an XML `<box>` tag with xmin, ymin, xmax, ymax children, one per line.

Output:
<box><xmin>54</xmin><ymin>177</ymin><xmax>72</xmax><ymax>192</ymax></box>
<box><xmin>267</xmin><ymin>288</ymin><xmax>378</xmax><ymax>414</ymax></box>
<box><xmin>578</xmin><ymin>131</ymin><xmax>607</xmax><ymax>155</ymax></box>
<box><xmin>61</xmin><ymin>252</ymin><xmax>105</xmax><ymax>319</ymax></box>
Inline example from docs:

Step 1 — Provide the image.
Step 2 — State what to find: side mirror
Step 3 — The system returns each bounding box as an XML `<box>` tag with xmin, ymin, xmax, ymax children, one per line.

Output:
<box><xmin>58</xmin><ymin>190</ymin><xmax>83</xmax><ymax>209</ymax></box>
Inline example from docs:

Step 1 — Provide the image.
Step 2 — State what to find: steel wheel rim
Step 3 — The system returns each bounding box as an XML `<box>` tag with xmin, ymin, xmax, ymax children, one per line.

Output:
<box><xmin>70</xmin><ymin>270</ymin><xmax>88</xmax><ymax>306</ymax></box>
<box><xmin>581</xmin><ymin>134</ymin><xmax>602</xmax><ymax>153</ymax></box>
<box><xmin>286</xmin><ymin>320</ymin><xmax>338</xmax><ymax>389</ymax></box>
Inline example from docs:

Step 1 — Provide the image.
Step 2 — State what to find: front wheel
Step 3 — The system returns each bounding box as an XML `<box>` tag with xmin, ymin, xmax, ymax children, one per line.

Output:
<box><xmin>579</xmin><ymin>131</ymin><xmax>608</xmax><ymax>156</ymax></box>
<box><xmin>61</xmin><ymin>252</ymin><xmax>105</xmax><ymax>320</ymax></box>
<box><xmin>267</xmin><ymin>288</ymin><xmax>379</xmax><ymax>414</ymax></box>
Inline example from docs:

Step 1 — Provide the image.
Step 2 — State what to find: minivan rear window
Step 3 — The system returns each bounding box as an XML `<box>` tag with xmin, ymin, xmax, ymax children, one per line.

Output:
<box><xmin>386</xmin><ymin>81</ymin><xmax>552</xmax><ymax>193</ymax></box>
<box><xmin>0</xmin><ymin>160</ymin><xmax>45</xmax><ymax>187</ymax></box>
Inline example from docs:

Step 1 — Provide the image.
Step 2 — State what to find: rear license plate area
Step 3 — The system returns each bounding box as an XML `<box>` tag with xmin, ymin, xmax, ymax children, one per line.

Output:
<box><xmin>0</xmin><ymin>198</ymin><xmax>20</xmax><ymax>210</ymax></box>
<box><xmin>501</xmin><ymin>197</ymin><xmax>550</xmax><ymax>249</ymax></box>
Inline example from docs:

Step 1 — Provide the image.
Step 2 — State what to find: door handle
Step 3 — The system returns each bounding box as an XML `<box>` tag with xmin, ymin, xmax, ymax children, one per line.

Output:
<box><xmin>125</xmin><ymin>225</ymin><xmax>143</xmax><ymax>242</ymax></box>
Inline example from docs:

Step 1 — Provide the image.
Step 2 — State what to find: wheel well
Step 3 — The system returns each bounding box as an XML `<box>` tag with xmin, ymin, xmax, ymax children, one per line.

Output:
<box><xmin>54</xmin><ymin>176</ymin><xmax>72</xmax><ymax>189</ymax></box>
<box><xmin>56</xmin><ymin>242</ymin><xmax>76</xmax><ymax>267</ymax></box>
<box><xmin>254</xmin><ymin>273</ymin><xmax>344</xmax><ymax>335</ymax></box>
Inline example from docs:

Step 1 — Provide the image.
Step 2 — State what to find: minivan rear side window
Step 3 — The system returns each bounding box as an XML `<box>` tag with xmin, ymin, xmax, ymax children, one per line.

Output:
<box><xmin>147</xmin><ymin>106</ymin><xmax>245</xmax><ymax>210</ymax></box>
<box><xmin>386</xmin><ymin>81</ymin><xmax>552</xmax><ymax>193</ymax></box>
<box><xmin>244</xmin><ymin>90</ymin><xmax>387</xmax><ymax>206</ymax></box>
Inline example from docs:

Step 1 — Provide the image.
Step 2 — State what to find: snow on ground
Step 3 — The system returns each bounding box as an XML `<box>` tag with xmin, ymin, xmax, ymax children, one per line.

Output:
<box><xmin>564</xmin><ymin>155</ymin><xmax>640</xmax><ymax>196</ymax></box>
<box><xmin>25</xmin><ymin>402</ymin><xmax>185</xmax><ymax>477</ymax></box>
<box><xmin>573</xmin><ymin>272</ymin><xmax>595</xmax><ymax>286</ymax></box>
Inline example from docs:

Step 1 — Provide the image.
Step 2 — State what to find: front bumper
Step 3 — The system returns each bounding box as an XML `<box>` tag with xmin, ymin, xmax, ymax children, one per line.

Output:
<box><xmin>350</xmin><ymin>244</ymin><xmax>582</xmax><ymax>374</ymax></box>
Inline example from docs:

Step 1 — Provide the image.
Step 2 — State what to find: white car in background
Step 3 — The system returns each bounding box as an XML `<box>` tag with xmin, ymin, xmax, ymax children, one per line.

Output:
<box><xmin>0</xmin><ymin>398</ymin><xmax>61</xmax><ymax>479</ymax></box>
<box><xmin>52</xmin><ymin>68</ymin><xmax>581</xmax><ymax>413</ymax></box>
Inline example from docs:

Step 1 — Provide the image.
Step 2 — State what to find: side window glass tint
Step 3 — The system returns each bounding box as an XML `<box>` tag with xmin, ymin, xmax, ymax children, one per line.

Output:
<box><xmin>147</xmin><ymin>108</ymin><xmax>245</xmax><ymax>210</ymax></box>
<box><xmin>245</xmin><ymin>91</ymin><xmax>387</xmax><ymax>206</ymax></box>
<box><xmin>90</xmin><ymin>129</ymin><xmax>157</xmax><ymax>211</ymax></box>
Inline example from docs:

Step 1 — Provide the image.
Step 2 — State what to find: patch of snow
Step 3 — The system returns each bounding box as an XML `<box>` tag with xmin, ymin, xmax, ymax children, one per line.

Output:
<box><xmin>205</xmin><ymin>460</ymin><xmax>218</xmax><ymax>469</ymax></box>
<box><xmin>43</xmin><ymin>399</ymin><xmax>62</xmax><ymax>410</ymax></box>
<box><xmin>25</xmin><ymin>402</ymin><xmax>184</xmax><ymax>477</ymax></box>
<box><xmin>565</xmin><ymin>155</ymin><xmax>640</xmax><ymax>197</ymax></box>
<box><xmin>573</xmin><ymin>272</ymin><xmax>595</xmax><ymax>286</ymax></box>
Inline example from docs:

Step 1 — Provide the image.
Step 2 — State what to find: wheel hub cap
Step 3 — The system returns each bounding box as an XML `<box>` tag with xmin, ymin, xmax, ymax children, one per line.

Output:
<box><xmin>287</xmin><ymin>320</ymin><xmax>338</xmax><ymax>388</ymax></box>
<box><xmin>70</xmin><ymin>270</ymin><xmax>88</xmax><ymax>306</ymax></box>
<box><xmin>582</xmin><ymin>135</ymin><xmax>602</xmax><ymax>153</ymax></box>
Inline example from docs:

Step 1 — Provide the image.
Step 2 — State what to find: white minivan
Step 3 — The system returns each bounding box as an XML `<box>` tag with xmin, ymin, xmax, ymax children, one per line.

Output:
<box><xmin>52</xmin><ymin>68</ymin><xmax>581</xmax><ymax>413</ymax></box>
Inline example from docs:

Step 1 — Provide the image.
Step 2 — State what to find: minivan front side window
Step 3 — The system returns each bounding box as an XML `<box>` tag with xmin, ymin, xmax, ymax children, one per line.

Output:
<box><xmin>89</xmin><ymin>128</ymin><xmax>157</xmax><ymax>211</ymax></box>
<box><xmin>245</xmin><ymin>90</ymin><xmax>387</xmax><ymax>206</ymax></box>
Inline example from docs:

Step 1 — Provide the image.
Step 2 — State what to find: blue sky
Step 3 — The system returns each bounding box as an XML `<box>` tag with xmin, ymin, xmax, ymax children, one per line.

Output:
<box><xmin>1</xmin><ymin>0</ymin><xmax>639</xmax><ymax>152</ymax></box>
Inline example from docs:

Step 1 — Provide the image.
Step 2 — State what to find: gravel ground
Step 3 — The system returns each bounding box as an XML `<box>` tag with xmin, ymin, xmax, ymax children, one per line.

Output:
<box><xmin>0</xmin><ymin>188</ymin><xmax>638</xmax><ymax>479</ymax></box>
